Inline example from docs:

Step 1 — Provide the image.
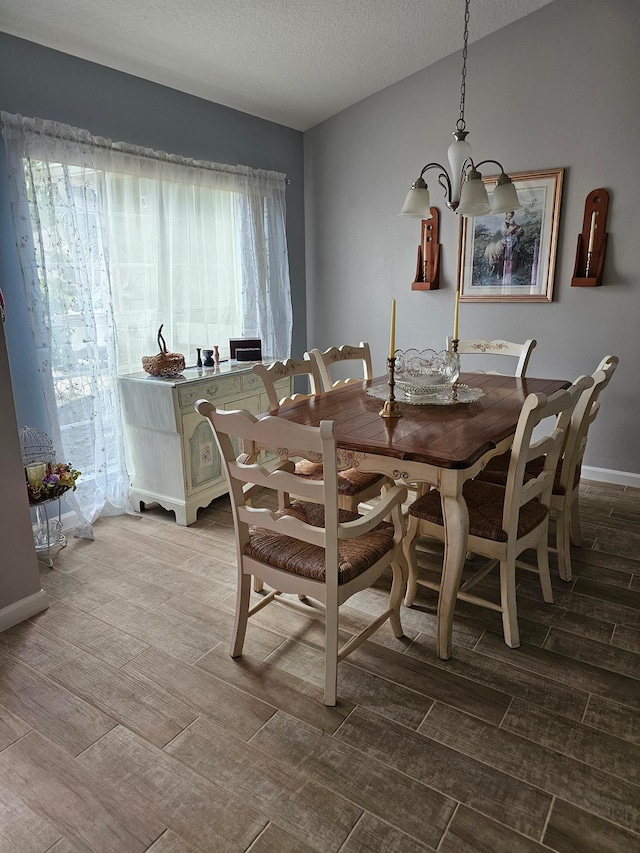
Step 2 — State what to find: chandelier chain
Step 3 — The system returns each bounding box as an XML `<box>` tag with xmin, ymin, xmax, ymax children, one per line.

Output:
<box><xmin>456</xmin><ymin>0</ymin><xmax>471</xmax><ymax>133</ymax></box>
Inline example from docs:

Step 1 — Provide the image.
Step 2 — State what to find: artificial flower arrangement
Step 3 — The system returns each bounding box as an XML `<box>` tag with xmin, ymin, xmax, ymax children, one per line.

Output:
<box><xmin>25</xmin><ymin>461</ymin><xmax>81</xmax><ymax>503</ymax></box>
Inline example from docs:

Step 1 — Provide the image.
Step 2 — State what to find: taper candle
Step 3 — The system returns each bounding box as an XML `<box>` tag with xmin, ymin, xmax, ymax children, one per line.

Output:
<box><xmin>389</xmin><ymin>299</ymin><xmax>396</xmax><ymax>358</ymax></box>
<box><xmin>26</xmin><ymin>462</ymin><xmax>47</xmax><ymax>488</ymax></box>
<box><xmin>453</xmin><ymin>288</ymin><xmax>460</xmax><ymax>341</ymax></box>
<box><xmin>587</xmin><ymin>210</ymin><xmax>597</xmax><ymax>254</ymax></box>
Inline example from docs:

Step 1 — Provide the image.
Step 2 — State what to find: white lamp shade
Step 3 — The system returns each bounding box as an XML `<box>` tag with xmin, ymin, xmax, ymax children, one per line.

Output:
<box><xmin>490</xmin><ymin>178</ymin><xmax>522</xmax><ymax>215</ymax></box>
<box><xmin>400</xmin><ymin>186</ymin><xmax>432</xmax><ymax>218</ymax></box>
<box><xmin>456</xmin><ymin>176</ymin><xmax>490</xmax><ymax>217</ymax></box>
<box><xmin>447</xmin><ymin>136</ymin><xmax>473</xmax><ymax>204</ymax></box>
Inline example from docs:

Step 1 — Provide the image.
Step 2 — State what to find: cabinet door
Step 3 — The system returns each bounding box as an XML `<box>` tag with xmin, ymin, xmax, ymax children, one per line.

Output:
<box><xmin>182</xmin><ymin>411</ymin><xmax>224</xmax><ymax>496</ymax></box>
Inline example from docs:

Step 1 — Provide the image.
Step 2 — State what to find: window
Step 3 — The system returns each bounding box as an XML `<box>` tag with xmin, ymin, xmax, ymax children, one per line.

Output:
<box><xmin>3</xmin><ymin>111</ymin><xmax>292</xmax><ymax>527</ymax></box>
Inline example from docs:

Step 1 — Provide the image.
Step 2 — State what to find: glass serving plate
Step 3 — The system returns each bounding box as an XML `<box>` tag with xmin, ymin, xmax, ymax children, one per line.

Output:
<box><xmin>394</xmin><ymin>348</ymin><xmax>460</xmax><ymax>399</ymax></box>
<box><xmin>367</xmin><ymin>383</ymin><xmax>484</xmax><ymax>406</ymax></box>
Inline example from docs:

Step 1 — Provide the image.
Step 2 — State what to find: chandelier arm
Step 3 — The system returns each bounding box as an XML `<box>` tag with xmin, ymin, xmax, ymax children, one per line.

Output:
<box><xmin>418</xmin><ymin>163</ymin><xmax>453</xmax><ymax>201</ymax></box>
<box><xmin>473</xmin><ymin>159</ymin><xmax>506</xmax><ymax>175</ymax></box>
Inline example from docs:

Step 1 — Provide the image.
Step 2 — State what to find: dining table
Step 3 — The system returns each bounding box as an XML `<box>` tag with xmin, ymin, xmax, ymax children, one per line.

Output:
<box><xmin>266</xmin><ymin>371</ymin><xmax>569</xmax><ymax>659</ymax></box>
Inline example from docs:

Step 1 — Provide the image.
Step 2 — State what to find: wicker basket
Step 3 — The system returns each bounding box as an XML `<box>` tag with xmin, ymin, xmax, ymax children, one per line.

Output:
<box><xmin>142</xmin><ymin>325</ymin><xmax>186</xmax><ymax>377</ymax></box>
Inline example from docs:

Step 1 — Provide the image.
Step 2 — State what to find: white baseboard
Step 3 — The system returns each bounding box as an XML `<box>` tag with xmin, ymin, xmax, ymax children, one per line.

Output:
<box><xmin>581</xmin><ymin>466</ymin><xmax>640</xmax><ymax>488</ymax></box>
<box><xmin>0</xmin><ymin>589</ymin><xmax>49</xmax><ymax>632</ymax></box>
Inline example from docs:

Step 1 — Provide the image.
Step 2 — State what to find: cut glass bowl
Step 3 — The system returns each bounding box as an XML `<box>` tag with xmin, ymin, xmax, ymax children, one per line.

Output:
<box><xmin>394</xmin><ymin>348</ymin><xmax>460</xmax><ymax>398</ymax></box>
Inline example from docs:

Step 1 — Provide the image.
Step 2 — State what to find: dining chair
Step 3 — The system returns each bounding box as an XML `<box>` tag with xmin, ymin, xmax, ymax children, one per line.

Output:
<box><xmin>194</xmin><ymin>400</ymin><xmax>408</xmax><ymax>706</ymax></box>
<box><xmin>403</xmin><ymin>377</ymin><xmax>589</xmax><ymax>648</ymax></box>
<box><xmin>253</xmin><ymin>358</ymin><xmax>389</xmax><ymax>513</ymax></box>
<box><xmin>477</xmin><ymin>355</ymin><xmax>619</xmax><ymax>581</ymax></box>
<box><xmin>447</xmin><ymin>337</ymin><xmax>537</xmax><ymax>378</ymax></box>
<box><xmin>306</xmin><ymin>341</ymin><xmax>374</xmax><ymax>391</ymax></box>
<box><xmin>253</xmin><ymin>357</ymin><xmax>322</xmax><ymax>409</ymax></box>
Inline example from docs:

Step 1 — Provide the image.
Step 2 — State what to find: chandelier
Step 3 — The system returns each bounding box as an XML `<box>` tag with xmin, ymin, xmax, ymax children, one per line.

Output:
<box><xmin>400</xmin><ymin>0</ymin><xmax>521</xmax><ymax>219</ymax></box>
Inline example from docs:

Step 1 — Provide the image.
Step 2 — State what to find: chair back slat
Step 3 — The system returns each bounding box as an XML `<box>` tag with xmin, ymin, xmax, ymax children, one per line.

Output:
<box><xmin>447</xmin><ymin>337</ymin><xmax>537</xmax><ymax>378</ymax></box>
<box><xmin>253</xmin><ymin>358</ymin><xmax>321</xmax><ymax>410</ymax></box>
<box><xmin>307</xmin><ymin>342</ymin><xmax>373</xmax><ymax>391</ymax></box>
<box><xmin>237</xmin><ymin>505</ymin><xmax>328</xmax><ymax>547</ymax></box>
<box><xmin>228</xmin><ymin>459</ymin><xmax>326</xmax><ymax>503</ymax></box>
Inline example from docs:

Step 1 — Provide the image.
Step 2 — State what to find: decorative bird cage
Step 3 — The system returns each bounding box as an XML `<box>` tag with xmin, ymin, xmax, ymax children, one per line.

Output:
<box><xmin>19</xmin><ymin>426</ymin><xmax>56</xmax><ymax>467</ymax></box>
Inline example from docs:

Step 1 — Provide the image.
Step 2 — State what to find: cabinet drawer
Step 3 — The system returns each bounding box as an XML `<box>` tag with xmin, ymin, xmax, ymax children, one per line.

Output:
<box><xmin>178</xmin><ymin>376</ymin><xmax>242</xmax><ymax>410</ymax></box>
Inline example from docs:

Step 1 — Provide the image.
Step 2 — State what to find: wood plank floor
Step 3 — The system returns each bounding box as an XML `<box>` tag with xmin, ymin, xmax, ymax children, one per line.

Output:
<box><xmin>1</xmin><ymin>480</ymin><xmax>639</xmax><ymax>852</ymax></box>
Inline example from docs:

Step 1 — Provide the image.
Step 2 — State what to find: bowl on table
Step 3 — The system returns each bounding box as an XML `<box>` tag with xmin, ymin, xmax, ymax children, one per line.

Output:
<box><xmin>394</xmin><ymin>348</ymin><xmax>460</xmax><ymax>399</ymax></box>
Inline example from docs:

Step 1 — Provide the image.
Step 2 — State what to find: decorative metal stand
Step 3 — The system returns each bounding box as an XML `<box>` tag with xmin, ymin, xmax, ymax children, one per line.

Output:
<box><xmin>31</xmin><ymin>497</ymin><xmax>66</xmax><ymax>567</ymax></box>
<box><xmin>379</xmin><ymin>356</ymin><xmax>403</xmax><ymax>418</ymax></box>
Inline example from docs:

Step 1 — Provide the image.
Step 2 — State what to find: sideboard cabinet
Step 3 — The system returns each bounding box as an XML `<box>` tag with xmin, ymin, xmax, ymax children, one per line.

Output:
<box><xmin>119</xmin><ymin>363</ymin><xmax>290</xmax><ymax>525</ymax></box>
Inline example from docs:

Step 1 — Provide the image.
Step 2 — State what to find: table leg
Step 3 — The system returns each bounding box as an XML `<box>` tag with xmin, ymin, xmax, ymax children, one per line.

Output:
<box><xmin>437</xmin><ymin>471</ymin><xmax>468</xmax><ymax>659</ymax></box>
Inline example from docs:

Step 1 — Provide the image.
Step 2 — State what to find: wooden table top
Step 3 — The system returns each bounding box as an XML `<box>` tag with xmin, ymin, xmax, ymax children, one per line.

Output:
<box><xmin>270</xmin><ymin>373</ymin><xmax>570</xmax><ymax>470</ymax></box>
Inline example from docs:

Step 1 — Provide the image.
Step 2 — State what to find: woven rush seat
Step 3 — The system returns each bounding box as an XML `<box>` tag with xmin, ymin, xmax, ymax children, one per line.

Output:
<box><xmin>408</xmin><ymin>479</ymin><xmax>549</xmax><ymax>543</ymax></box>
<box><xmin>246</xmin><ymin>500</ymin><xmax>394</xmax><ymax>584</ymax></box>
<box><xmin>294</xmin><ymin>459</ymin><xmax>385</xmax><ymax>497</ymax></box>
<box><xmin>477</xmin><ymin>452</ymin><xmax>580</xmax><ymax>495</ymax></box>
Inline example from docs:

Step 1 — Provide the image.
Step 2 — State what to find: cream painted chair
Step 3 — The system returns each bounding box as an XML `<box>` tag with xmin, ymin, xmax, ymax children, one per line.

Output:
<box><xmin>195</xmin><ymin>400</ymin><xmax>408</xmax><ymax>706</ymax></box>
<box><xmin>253</xmin><ymin>357</ymin><xmax>322</xmax><ymax>410</ymax></box>
<box><xmin>403</xmin><ymin>377</ymin><xmax>589</xmax><ymax>648</ymax></box>
<box><xmin>447</xmin><ymin>337</ymin><xmax>537</xmax><ymax>378</ymax></box>
<box><xmin>478</xmin><ymin>355</ymin><xmax>619</xmax><ymax>581</ymax></box>
<box><xmin>306</xmin><ymin>342</ymin><xmax>374</xmax><ymax>391</ymax></box>
<box><xmin>253</xmin><ymin>358</ymin><xmax>389</xmax><ymax>513</ymax></box>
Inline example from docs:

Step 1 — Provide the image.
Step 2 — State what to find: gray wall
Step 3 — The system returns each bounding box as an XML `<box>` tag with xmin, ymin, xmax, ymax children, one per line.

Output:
<box><xmin>304</xmin><ymin>0</ymin><xmax>640</xmax><ymax>476</ymax></box>
<box><xmin>0</xmin><ymin>32</ymin><xmax>306</xmax><ymax>435</ymax></box>
<box><xmin>0</xmin><ymin>320</ymin><xmax>43</xmax><ymax>611</ymax></box>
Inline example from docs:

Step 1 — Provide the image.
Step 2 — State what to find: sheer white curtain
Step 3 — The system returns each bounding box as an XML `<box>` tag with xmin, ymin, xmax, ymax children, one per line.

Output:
<box><xmin>2</xmin><ymin>112</ymin><xmax>293</xmax><ymax>535</ymax></box>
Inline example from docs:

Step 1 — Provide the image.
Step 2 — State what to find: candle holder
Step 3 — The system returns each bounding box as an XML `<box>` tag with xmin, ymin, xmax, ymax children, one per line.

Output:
<box><xmin>379</xmin><ymin>356</ymin><xmax>403</xmax><ymax>418</ymax></box>
<box><xmin>449</xmin><ymin>338</ymin><xmax>461</xmax><ymax>400</ymax></box>
<box><xmin>571</xmin><ymin>188</ymin><xmax>609</xmax><ymax>287</ymax></box>
<box><xmin>411</xmin><ymin>210</ymin><xmax>440</xmax><ymax>291</ymax></box>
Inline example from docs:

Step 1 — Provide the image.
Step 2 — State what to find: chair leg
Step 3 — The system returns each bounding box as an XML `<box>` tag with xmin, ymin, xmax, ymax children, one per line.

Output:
<box><xmin>324</xmin><ymin>599</ymin><xmax>339</xmax><ymax>707</ymax></box>
<box><xmin>231</xmin><ymin>573</ymin><xmax>251</xmax><ymax>657</ymax></box>
<box><xmin>570</xmin><ymin>497</ymin><xmax>583</xmax><ymax>547</ymax></box>
<box><xmin>403</xmin><ymin>515</ymin><xmax>421</xmax><ymax>606</ymax></box>
<box><xmin>537</xmin><ymin>534</ymin><xmax>554</xmax><ymax>603</ymax></box>
<box><xmin>389</xmin><ymin>549</ymin><xmax>408</xmax><ymax>638</ymax></box>
<box><xmin>555</xmin><ymin>506</ymin><xmax>573</xmax><ymax>583</ymax></box>
<box><xmin>499</xmin><ymin>559</ymin><xmax>520</xmax><ymax>649</ymax></box>
<box><xmin>252</xmin><ymin>576</ymin><xmax>264</xmax><ymax>593</ymax></box>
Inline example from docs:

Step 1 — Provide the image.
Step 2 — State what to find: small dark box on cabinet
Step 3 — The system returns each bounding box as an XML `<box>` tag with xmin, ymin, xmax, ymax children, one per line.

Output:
<box><xmin>229</xmin><ymin>338</ymin><xmax>262</xmax><ymax>361</ymax></box>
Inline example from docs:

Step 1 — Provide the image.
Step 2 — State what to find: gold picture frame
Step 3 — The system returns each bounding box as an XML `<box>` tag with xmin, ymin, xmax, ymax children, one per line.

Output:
<box><xmin>457</xmin><ymin>168</ymin><xmax>564</xmax><ymax>302</ymax></box>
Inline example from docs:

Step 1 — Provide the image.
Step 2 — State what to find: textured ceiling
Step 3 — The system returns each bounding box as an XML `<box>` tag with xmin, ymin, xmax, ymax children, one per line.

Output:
<box><xmin>0</xmin><ymin>0</ymin><xmax>554</xmax><ymax>131</ymax></box>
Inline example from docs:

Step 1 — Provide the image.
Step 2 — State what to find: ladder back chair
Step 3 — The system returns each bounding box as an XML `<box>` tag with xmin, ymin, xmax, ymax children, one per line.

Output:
<box><xmin>306</xmin><ymin>342</ymin><xmax>374</xmax><ymax>391</ymax></box>
<box><xmin>403</xmin><ymin>377</ymin><xmax>590</xmax><ymax>649</ymax></box>
<box><xmin>195</xmin><ymin>400</ymin><xmax>408</xmax><ymax>706</ymax></box>
<box><xmin>253</xmin><ymin>357</ymin><xmax>321</xmax><ymax>409</ymax></box>
<box><xmin>447</xmin><ymin>337</ymin><xmax>537</xmax><ymax>378</ymax></box>
<box><xmin>477</xmin><ymin>355</ymin><xmax>619</xmax><ymax>581</ymax></box>
<box><xmin>253</xmin><ymin>358</ymin><xmax>390</xmax><ymax>513</ymax></box>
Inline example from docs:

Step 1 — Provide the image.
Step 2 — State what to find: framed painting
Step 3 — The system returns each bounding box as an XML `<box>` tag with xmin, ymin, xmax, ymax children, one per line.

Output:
<box><xmin>457</xmin><ymin>168</ymin><xmax>564</xmax><ymax>302</ymax></box>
